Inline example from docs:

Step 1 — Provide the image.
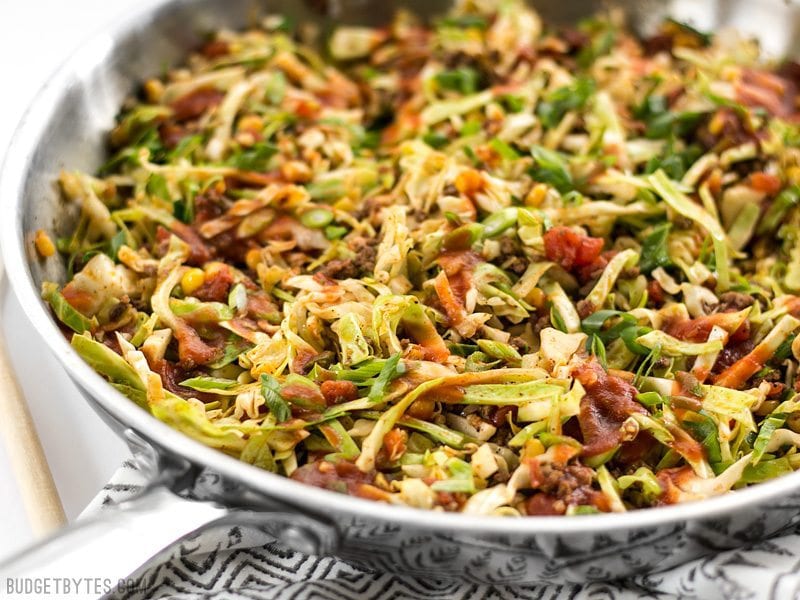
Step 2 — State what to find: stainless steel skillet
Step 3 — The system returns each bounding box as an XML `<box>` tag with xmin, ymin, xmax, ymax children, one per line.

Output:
<box><xmin>2</xmin><ymin>0</ymin><xmax>800</xmax><ymax>589</ymax></box>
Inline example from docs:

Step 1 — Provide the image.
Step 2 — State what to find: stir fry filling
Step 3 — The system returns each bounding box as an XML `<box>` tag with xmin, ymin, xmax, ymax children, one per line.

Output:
<box><xmin>41</xmin><ymin>0</ymin><xmax>800</xmax><ymax>515</ymax></box>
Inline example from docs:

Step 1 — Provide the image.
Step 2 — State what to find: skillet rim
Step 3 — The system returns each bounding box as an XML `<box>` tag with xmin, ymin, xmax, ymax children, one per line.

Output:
<box><xmin>3</xmin><ymin>0</ymin><xmax>800</xmax><ymax>536</ymax></box>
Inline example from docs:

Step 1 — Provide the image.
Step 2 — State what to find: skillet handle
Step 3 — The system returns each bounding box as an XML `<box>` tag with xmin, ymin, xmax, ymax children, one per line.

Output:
<box><xmin>0</xmin><ymin>482</ymin><xmax>339</xmax><ymax>599</ymax></box>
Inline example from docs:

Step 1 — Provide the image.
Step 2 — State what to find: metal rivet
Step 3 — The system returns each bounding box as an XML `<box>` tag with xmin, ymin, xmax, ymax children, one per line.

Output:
<box><xmin>280</xmin><ymin>525</ymin><xmax>320</xmax><ymax>555</ymax></box>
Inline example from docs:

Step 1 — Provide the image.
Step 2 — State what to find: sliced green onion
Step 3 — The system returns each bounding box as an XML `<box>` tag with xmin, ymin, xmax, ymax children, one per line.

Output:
<box><xmin>325</xmin><ymin>224</ymin><xmax>348</xmax><ymax>239</ymax></box>
<box><xmin>301</xmin><ymin>207</ymin><xmax>334</xmax><ymax>229</ymax></box>
<box><xmin>481</xmin><ymin>207</ymin><xmax>518</xmax><ymax>239</ymax></box>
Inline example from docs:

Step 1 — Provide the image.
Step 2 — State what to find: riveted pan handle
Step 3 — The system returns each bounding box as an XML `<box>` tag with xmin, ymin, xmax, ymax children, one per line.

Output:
<box><xmin>0</xmin><ymin>436</ymin><xmax>339</xmax><ymax>599</ymax></box>
<box><xmin>0</xmin><ymin>485</ymin><xmax>227</xmax><ymax>598</ymax></box>
<box><xmin>0</xmin><ymin>484</ymin><xmax>339</xmax><ymax>599</ymax></box>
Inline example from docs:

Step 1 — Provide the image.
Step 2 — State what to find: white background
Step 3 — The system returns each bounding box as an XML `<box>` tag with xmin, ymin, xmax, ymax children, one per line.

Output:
<box><xmin>0</xmin><ymin>0</ymin><xmax>150</xmax><ymax>561</ymax></box>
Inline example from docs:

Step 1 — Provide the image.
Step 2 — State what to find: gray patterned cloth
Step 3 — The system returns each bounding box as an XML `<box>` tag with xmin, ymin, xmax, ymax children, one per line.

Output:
<box><xmin>86</xmin><ymin>462</ymin><xmax>800</xmax><ymax>600</ymax></box>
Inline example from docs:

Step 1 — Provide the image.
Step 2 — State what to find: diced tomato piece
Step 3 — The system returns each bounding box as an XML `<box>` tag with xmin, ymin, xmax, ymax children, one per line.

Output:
<box><xmin>383</xmin><ymin>428</ymin><xmax>408</xmax><ymax>462</ymax></box>
<box><xmin>543</xmin><ymin>227</ymin><xmax>604</xmax><ymax>272</ymax></box>
<box><xmin>749</xmin><ymin>172</ymin><xmax>782</xmax><ymax>195</ymax></box>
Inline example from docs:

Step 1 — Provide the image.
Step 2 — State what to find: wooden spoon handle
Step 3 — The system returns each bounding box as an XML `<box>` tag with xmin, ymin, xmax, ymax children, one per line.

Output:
<box><xmin>0</xmin><ymin>323</ymin><xmax>66</xmax><ymax>536</ymax></box>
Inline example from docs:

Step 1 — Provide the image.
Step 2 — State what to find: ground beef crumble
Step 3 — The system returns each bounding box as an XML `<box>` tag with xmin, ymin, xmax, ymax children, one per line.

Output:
<box><xmin>317</xmin><ymin>236</ymin><xmax>378</xmax><ymax>279</ymax></box>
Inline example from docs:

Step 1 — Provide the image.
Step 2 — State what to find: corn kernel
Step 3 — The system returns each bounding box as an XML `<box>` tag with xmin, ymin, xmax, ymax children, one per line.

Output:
<box><xmin>211</xmin><ymin>179</ymin><xmax>227</xmax><ymax>195</ymax></box>
<box><xmin>708</xmin><ymin>110</ymin><xmax>726</xmax><ymax>136</ymax></box>
<box><xmin>245</xmin><ymin>248</ymin><xmax>263</xmax><ymax>271</ymax></box>
<box><xmin>787</xmin><ymin>166</ymin><xmax>800</xmax><ymax>185</ymax></box>
<box><xmin>720</xmin><ymin>65</ymin><xmax>739</xmax><ymax>83</ymax></box>
<box><xmin>34</xmin><ymin>229</ymin><xmax>55</xmax><ymax>258</ymax></box>
<box><xmin>454</xmin><ymin>168</ymin><xmax>484</xmax><ymax>196</ymax></box>
<box><xmin>235</xmin><ymin>131</ymin><xmax>256</xmax><ymax>147</ymax></box>
<box><xmin>237</xmin><ymin>114</ymin><xmax>264</xmax><ymax>135</ymax></box>
<box><xmin>523</xmin><ymin>438</ymin><xmax>545</xmax><ymax>459</ymax></box>
<box><xmin>181</xmin><ymin>268</ymin><xmax>206</xmax><ymax>295</ymax></box>
<box><xmin>475</xmin><ymin>146</ymin><xmax>498</xmax><ymax>166</ymax></box>
<box><xmin>204</xmin><ymin>261</ymin><xmax>225</xmax><ymax>276</ymax></box>
<box><xmin>674</xmin><ymin>31</ymin><xmax>701</xmax><ymax>49</ymax></box>
<box><xmin>525</xmin><ymin>183</ymin><xmax>548</xmax><ymax>207</ymax></box>
<box><xmin>144</xmin><ymin>79</ymin><xmax>164</xmax><ymax>103</ymax></box>
<box><xmin>486</xmin><ymin>103</ymin><xmax>504</xmax><ymax>121</ymax></box>
<box><xmin>526</xmin><ymin>287</ymin><xmax>546</xmax><ymax>311</ymax></box>
<box><xmin>281</xmin><ymin>160</ymin><xmax>312</xmax><ymax>183</ymax></box>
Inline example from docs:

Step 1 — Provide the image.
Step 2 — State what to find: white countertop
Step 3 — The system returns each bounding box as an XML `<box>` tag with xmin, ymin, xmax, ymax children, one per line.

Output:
<box><xmin>0</xmin><ymin>0</ymin><xmax>147</xmax><ymax>561</ymax></box>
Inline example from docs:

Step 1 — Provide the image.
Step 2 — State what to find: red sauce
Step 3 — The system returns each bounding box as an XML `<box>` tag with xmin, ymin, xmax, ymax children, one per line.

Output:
<box><xmin>577</xmin><ymin>250</ymin><xmax>616</xmax><ymax>283</ymax></box>
<box><xmin>736</xmin><ymin>68</ymin><xmax>797</xmax><ymax>118</ymax></box>
<box><xmin>170</xmin><ymin>87</ymin><xmax>225</xmax><ymax>122</ymax></box>
<box><xmin>158</xmin><ymin>360</ymin><xmax>216</xmax><ymax>402</ymax></box>
<box><xmin>525</xmin><ymin>493</ymin><xmax>565</xmax><ymax>516</ymax></box>
<box><xmin>433</xmin><ymin>273</ymin><xmax>465</xmax><ymax>329</ymax></box>
<box><xmin>785</xmin><ymin>295</ymin><xmax>800</xmax><ymax>318</ymax></box>
<box><xmin>433</xmin><ymin>250</ymin><xmax>482</xmax><ymax>330</ymax></box>
<box><xmin>290</xmin><ymin>460</ymin><xmax>375</xmax><ymax>496</ymax></box>
<box><xmin>437</xmin><ymin>250</ymin><xmax>482</xmax><ymax>305</ymax></box>
<box><xmin>713</xmin><ymin>342</ymin><xmax>772</xmax><ymax>389</ymax></box>
<box><xmin>155</xmin><ymin>224</ymin><xmax>212</xmax><ymax>267</ymax></box>
<box><xmin>490</xmin><ymin>405</ymin><xmax>519</xmax><ymax>428</ymax></box>
<box><xmin>288</xmin><ymin>97</ymin><xmax>321</xmax><ymax>120</ymax></box>
<box><xmin>665</xmin><ymin>422</ymin><xmax>706</xmax><ymax>464</ymax></box>
<box><xmin>281</xmin><ymin>383</ymin><xmax>326</xmax><ymax>408</ymax></box>
<box><xmin>573</xmin><ymin>359</ymin><xmax>647</xmax><ymax>457</ymax></box>
<box><xmin>193</xmin><ymin>264</ymin><xmax>233</xmax><ymax>302</ymax></box>
<box><xmin>158</xmin><ymin>122</ymin><xmax>188</xmax><ymax>149</ymax></box>
<box><xmin>193</xmin><ymin>193</ymin><xmax>226</xmax><ymax>224</ymax></box>
<box><xmin>173</xmin><ymin>324</ymin><xmax>222</xmax><ymax>368</ymax></box>
<box><xmin>383</xmin><ymin>428</ymin><xmax>408</xmax><ymax>461</ymax></box>
<box><xmin>615</xmin><ymin>431</ymin><xmax>655</xmax><ymax>466</ymax></box>
<box><xmin>647</xmin><ymin>279</ymin><xmax>665</xmax><ymax>306</ymax></box>
<box><xmin>201</xmin><ymin>40</ymin><xmax>230</xmax><ymax>59</ymax></box>
<box><xmin>320</xmin><ymin>380</ymin><xmax>358</xmax><ymax>405</ymax></box>
<box><xmin>292</xmin><ymin>349</ymin><xmax>319</xmax><ymax>375</ymax></box>
<box><xmin>421</xmin><ymin>384</ymin><xmax>465</xmax><ymax>404</ymax></box>
<box><xmin>61</xmin><ymin>283</ymin><xmax>95</xmax><ymax>315</ymax></box>
<box><xmin>263</xmin><ymin>215</ymin><xmax>301</xmax><ymax>241</ymax></box>
<box><xmin>712</xmin><ymin>338</ymin><xmax>754</xmax><ymax>374</ymax></box>
<box><xmin>246</xmin><ymin>292</ymin><xmax>277</xmax><ymax>320</ymax></box>
<box><xmin>401</xmin><ymin>312</ymin><xmax>450</xmax><ymax>363</ymax></box>
<box><xmin>666</xmin><ymin>314</ymin><xmax>750</xmax><ymax>343</ymax></box>
<box><xmin>225</xmin><ymin>171</ymin><xmax>284</xmax><ymax>189</ymax></box>
<box><xmin>574</xmin><ymin>489</ymin><xmax>611</xmax><ymax>512</ymax></box>
<box><xmin>655</xmin><ymin>466</ymin><xmax>692</xmax><ymax>505</ymax></box>
<box><xmin>543</xmin><ymin>226</ymin><xmax>604</xmax><ymax>273</ymax></box>
<box><xmin>208</xmin><ymin>229</ymin><xmax>258</xmax><ymax>265</ymax></box>
<box><xmin>749</xmin><ymin>172</ymin><xmax>782</xmax><ymax>195</ymax></box>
